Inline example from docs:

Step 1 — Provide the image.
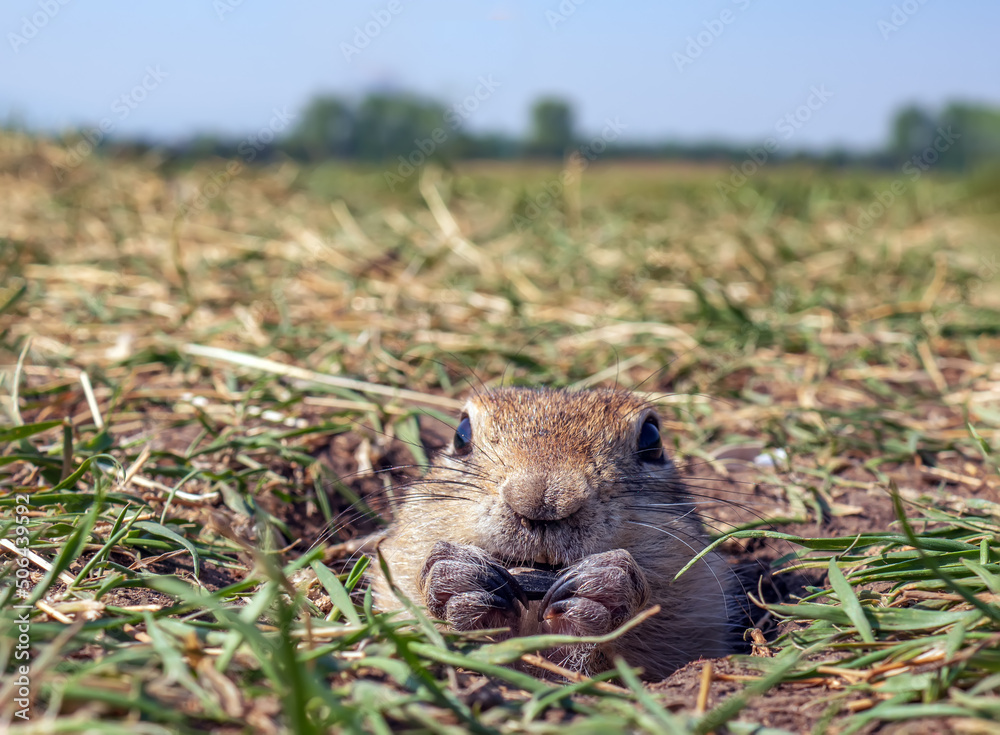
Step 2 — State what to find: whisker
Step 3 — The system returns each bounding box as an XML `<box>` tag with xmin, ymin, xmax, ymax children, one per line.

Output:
<box><xmin>626</xmin><ymin>519</ymin><xmax>733</xmax><ymax>609</ymax></box>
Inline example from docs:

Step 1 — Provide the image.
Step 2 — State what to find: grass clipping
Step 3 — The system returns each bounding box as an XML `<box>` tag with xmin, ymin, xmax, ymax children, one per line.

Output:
<box><xmin>2</xmin><ymin>131</ymin><xmax>1000</xmax><ymax>732</ymax></box>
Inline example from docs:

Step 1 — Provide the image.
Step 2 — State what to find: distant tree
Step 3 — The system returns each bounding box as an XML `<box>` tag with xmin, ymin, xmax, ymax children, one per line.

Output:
<box><xmin>185</xmin><ymin>134</ymin><xmax>235</xmax><ymax>159</ymax></box>
<box><xmin>450</xmin><ymin>131</ymin><xmax>519</xmax><ymax>160</ymax></box>
<box><xmin>821</xmin><ymin>147</ymin><xmax>853</xmax><ymax>168</ymax></box>
<box><xmin>889</xmin><ymin>103</ymin><xmax>1000</xmax><ymax>172</ymax></box>
<box><xmin>890</xmin><ymin>105</ymin><xmax>937</xmax><ymax>161</ymax></box>
<box><xmin>939</xmin><ymin>103</ymin><xmax>1000</xmax><ymax>171</ymax></box>
<box><xmin>285</xmin><ymin>95</ymin><xmax>355</xmax><ymax>161</ymax></box>
<box><xmin>353</xmin><ymin>93</ymin><xmax>448</xmax><ymax>161</ymax></box>
<box><xmin>528</xmin><ymin>97</ymin><xmax>575</xmax><ymax>158</ymax></box>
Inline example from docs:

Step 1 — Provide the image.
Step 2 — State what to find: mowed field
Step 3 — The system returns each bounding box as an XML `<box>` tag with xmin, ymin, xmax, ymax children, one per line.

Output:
<box><xmin>2</xmin><ymin>130</ymin><xmax>1000</xmax><ymax>734</ymax></box>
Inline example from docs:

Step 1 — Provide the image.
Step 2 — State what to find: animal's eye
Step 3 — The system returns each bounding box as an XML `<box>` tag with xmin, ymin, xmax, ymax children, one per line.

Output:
<box><xmin>453</xmin><ymin>417</ymin><xmax>473</xmax><ymax>456</ymax></box>
<box><xmin>637</xmin><ymin>418</ymin><xmax>664</xmax><ymax>463</ymax></box>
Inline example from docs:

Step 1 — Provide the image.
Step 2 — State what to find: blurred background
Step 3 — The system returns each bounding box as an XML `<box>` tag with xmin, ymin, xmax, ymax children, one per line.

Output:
<box><xmin>4</xmin><ymin>0</ymin><xmax>1000</xmax><ymax>172</ymax></box>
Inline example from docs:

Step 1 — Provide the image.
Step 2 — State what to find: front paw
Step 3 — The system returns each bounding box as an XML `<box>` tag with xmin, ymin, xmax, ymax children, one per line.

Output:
<box><xmin>540</xmin><ymin>549</ymin><xmax>650</xmax><ymax>637</ymax></box>
<box><xmin>419</xmin><ymin>541</ymin><xmax>528</xmax><ymax>632</ymax></box>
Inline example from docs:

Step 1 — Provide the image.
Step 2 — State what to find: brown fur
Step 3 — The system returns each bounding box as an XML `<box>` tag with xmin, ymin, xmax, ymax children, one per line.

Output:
<box><xmin>371</xmin><ymin>387</ymin><xmax>734</xmax><ymax>680</ymax></box>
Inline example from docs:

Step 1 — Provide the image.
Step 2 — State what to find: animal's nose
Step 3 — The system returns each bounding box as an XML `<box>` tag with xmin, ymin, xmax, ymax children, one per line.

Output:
<box><xmin>502</xmin><ymin>472</ymin><xmax>588</xmax><ymax>522</ymax></box>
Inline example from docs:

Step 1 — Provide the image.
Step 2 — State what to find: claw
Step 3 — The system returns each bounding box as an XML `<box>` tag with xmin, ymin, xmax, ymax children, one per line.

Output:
<box><xmin>537</xmin><ymin>549</ymin><xmax>650</xmax><ymax>634</ymax></box>
<box><xmin>481</xmin><ymin>591</ymin><xmax>516</xmax><ymax>612</ymax></box>
<box><xmin>419</xmin><ymin>540</ymin><xmax>530</xmax><ymax>630</ymax></box>
<box><xmin>538</xmin><ymin>572</ymin><xmax>577</xmax><ymax>622</ymax></box>
<box><xmin>542</xmin><ymin>599</ymin><xmax>569</xmax><ymax>620</ymax></box>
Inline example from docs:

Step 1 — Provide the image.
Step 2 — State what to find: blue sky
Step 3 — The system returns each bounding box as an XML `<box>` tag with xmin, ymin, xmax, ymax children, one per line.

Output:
<box><xmin>3</xmin><ymin>1</ymin><xmax>999</xmax><ymax>151</ymax></box>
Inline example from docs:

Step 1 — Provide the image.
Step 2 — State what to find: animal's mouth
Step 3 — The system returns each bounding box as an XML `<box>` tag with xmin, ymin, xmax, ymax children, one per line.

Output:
<box><xmin>485</xmin><ymin>507</ymin><xmax>587</xmax><ymax>568</ymax></box>
<box><xmin>502</xmin><ymin>540</ymin><xmax>570</xmax><ymax>568</ymax></box>
<box><xmin>512</xmin><ymin>509</ymin><xmax>580</xmax><ymax>532</ymax></box>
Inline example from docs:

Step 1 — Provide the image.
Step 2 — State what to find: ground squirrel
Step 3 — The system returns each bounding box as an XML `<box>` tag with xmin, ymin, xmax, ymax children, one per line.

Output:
<box><xmin>371</xmin><ymin>387</ymin><xmax>735</xmax><ymax>680</ymax></box>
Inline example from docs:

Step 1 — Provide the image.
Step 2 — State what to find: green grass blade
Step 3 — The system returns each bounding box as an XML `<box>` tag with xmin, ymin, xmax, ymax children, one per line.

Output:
<box><xmin>827</xmin><ymin>558</ymin><xmax>876</xmax><ymax>644</ymax></box>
